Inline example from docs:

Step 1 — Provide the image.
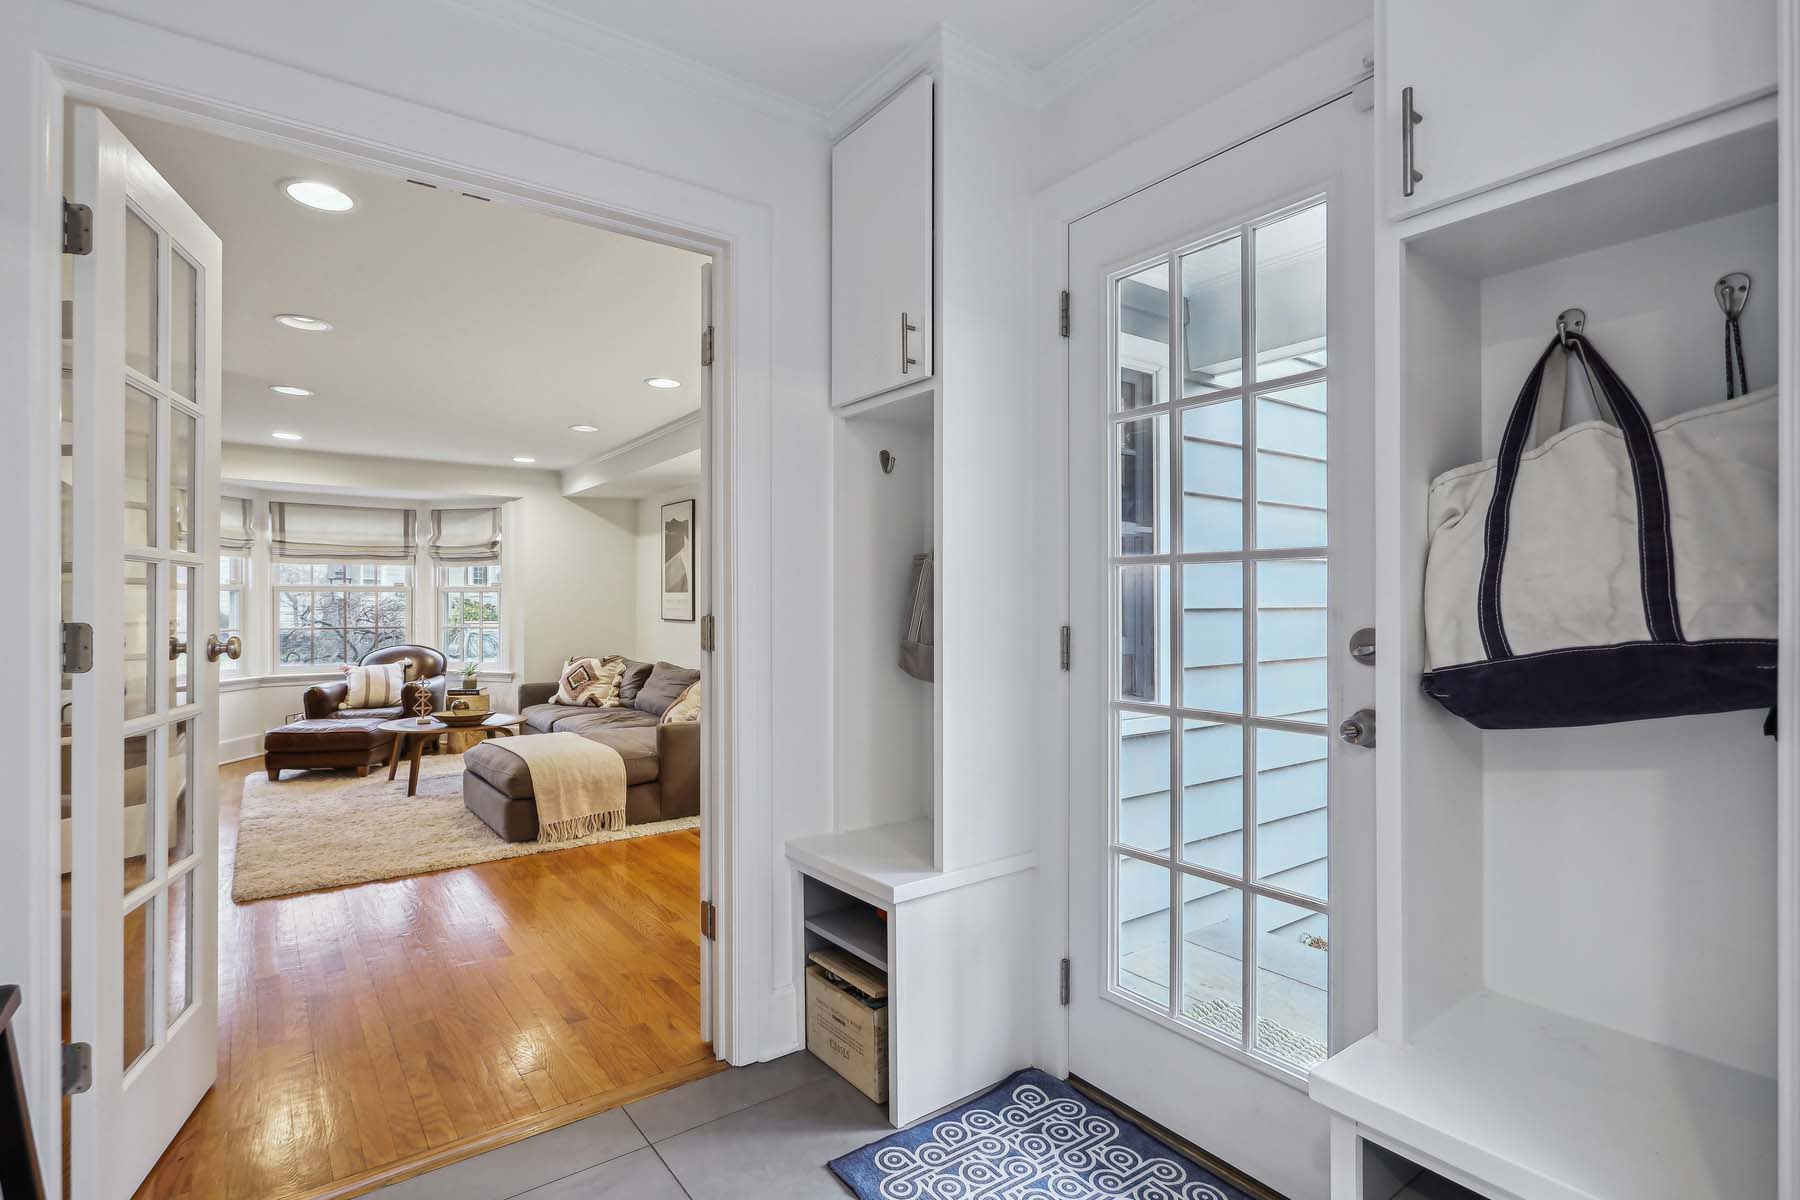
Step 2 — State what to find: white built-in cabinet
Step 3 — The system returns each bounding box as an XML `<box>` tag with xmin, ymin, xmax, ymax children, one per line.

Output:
<box><xmin>1385</xmin><ymin>0</ymin><xmax>1775</xmax><ymax>215</ymax></box>
<box><xmin>831</xmin><ymin>73</ymin><xmax>934</xmax><ymax>407</ymax></box>
<box><xmin>1311</xmin><ymin>3</ymin><xmax>1791</xmax><ymax>1198</ymax></box>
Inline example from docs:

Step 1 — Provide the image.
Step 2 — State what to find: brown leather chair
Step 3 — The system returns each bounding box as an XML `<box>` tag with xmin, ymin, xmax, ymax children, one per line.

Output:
<box><xmin>303</xmin><ymin>644</ymin><xmax>448</xmax><ymax>720</ymax></box>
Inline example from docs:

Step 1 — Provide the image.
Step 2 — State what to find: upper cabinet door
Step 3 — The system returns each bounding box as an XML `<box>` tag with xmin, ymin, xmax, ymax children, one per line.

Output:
<box><xmin>1385</xmin><ymin>0</ymin><xmax>1775</xmax><ymax>215</ymax></box>
<box><xmin>832</xmin><ymin>74</ymin><xmax>933</xmax><ymax>407</ymax></box>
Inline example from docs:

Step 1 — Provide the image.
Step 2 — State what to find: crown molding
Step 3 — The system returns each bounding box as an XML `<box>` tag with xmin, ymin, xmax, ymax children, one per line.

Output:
<box><xmin>438</xmin><ymin>0</ymin><xmax>833</xmax><ymax>132</ymax></box>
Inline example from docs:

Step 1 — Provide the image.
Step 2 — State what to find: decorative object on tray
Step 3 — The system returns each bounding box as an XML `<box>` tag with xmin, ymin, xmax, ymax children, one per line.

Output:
<box><xmin>829</xmin><ymin>1068</ymin><xmax>1250</xmax><ymax>1200</ymax></box>
<box><xmin>410</xmin><ymin>687</ymin><xmax>436</xmax><ymax>723</ymax></box>
<box><xmin>660</xmin><ymin>498</ymin><xmax>696</xmax><ymax>621</ymax></box>
<box><xmin>438</xmin><ymin>697</ymin><xmax>486</xmax><ymax>726</ymax></box>
<box><xmin>1420</xmin><ymin>329</ymin><xmax>1777</xmax><ymax>729</ymax></box>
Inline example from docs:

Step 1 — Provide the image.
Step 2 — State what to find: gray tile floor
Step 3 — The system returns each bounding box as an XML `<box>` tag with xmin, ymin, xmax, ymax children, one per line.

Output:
<box><xmin>368</xmin><ymin>1052</ymin><xmax>893</xmax><ymax>1199</ymax></box>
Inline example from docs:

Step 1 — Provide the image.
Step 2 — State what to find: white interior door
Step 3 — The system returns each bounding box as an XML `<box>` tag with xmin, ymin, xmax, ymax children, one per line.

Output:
<box><xmin>69</xmin><ymin>105</ymin><xmax>223</xmax><ymax>1199</ymax></box>
<box><xmin>1066</xmin><ymin>96</ymin><xmax>1374</xmax><ymax>1199</ymax></box>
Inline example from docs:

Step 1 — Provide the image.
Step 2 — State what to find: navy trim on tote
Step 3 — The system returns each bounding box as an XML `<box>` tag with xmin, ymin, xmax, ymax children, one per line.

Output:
<box><xmin>1421</xmin><ymin>639</ymin><xmax>1775</xmax><ymax>730</ymax></box>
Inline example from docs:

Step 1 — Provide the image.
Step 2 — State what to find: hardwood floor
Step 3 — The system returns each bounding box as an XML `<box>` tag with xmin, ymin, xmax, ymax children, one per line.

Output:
<box><xmin>131</xmin><ymin>759</ymin><xmax>718</xmax><ymax>1200</ymax></box>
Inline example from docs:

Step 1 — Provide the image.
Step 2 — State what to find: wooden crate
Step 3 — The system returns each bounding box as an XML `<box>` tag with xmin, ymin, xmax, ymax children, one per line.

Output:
<box><xmin>805</xmin><ymin>964</ymin><xmax>888</xmax><ymax>1104</ymax></box>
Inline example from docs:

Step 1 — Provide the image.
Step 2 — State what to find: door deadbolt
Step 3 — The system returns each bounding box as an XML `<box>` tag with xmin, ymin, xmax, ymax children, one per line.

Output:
<box><xmin>1339</xmin><ymin>708</ymin><xmax>1377</xmax><ymax>749</ymax></box>
<box><xmin>1349</xmin><ymin>627</ymin><xmax>1375</xmax><ymax>665</ymax></box>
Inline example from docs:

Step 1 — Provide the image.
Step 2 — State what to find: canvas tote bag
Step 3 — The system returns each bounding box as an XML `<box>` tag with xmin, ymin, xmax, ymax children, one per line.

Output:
<box><xmin>1420</xmin><ymin>332</ymin><xmax>1777</xmax><ymax>729</ymax></box>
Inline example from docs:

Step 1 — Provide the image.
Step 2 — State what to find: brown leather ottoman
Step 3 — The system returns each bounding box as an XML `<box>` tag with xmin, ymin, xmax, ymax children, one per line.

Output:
<box><xmin>264</xmin><ymin>717</ymin><xmax>397</xmax><ymax>781</ymax></box>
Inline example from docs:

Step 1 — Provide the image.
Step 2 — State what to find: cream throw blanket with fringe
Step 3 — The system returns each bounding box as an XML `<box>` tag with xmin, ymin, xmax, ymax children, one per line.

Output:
<box><xmin>487</xmin><ymin>731</ymin><xmax>627</xmax><ymax>842</ymax></box>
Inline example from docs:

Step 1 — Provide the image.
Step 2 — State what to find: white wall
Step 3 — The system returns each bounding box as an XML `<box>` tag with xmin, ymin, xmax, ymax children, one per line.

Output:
<box><xmin>634</xmin><ymin>485</ymin><xmax>704</xmax><ymax>668</ymax></box>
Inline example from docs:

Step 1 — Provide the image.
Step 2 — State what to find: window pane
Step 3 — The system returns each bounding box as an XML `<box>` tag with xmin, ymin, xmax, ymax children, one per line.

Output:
<box><xmin>1118</xmin><ymin>414</ymin><xmax>1168</xmax><ymax>555</ymax></box>
<box><xmin>1117</xmin><ymin>856</ymin><xmax>1170</xmax><ymax>1009</ymax></box>
<box><xmin>1256</xmin><ymin>558</ymin><xmax>1327</xmax><ymax>721</ymax></box>
<box><xmin>348</xmin><ymin>591</ymin><xmax>377</xmax><ymax>627</ymax></box>
<box><xmin>219</xmin><ymin>555</ymin><xmax>244</xmax><ymax>586</ymax></box>
<box><xmin>123</xmin><ymin>733</ymin><xmax>152</xmax><ymax>894</ymax></box>
<box><xmin>166</xmin><ymin>872</ymin><xmax>193</xmax><ymax>1024</ymax></box>
<box><xmin>279</xmin><ymin>628</ymin><xmax>312</xmax><ymax>664</ymax></box>
<box><xmin>372</xmin><ymin>628</ymin><xmax>405</xmax><ymax>652</ymax></box>
<box><xmin>168</xmin><ymin>720</ymin><xmax>192</xmax><ymax>866</ymax></box>
<box><xmin>1180</xmin><ymin>236</ymin><xmax>1243</xmax><ymax>395</ymax></box>
<box><xmin>1181</xmin><ymin>719</ymin><xmax>1243</xmax><ymax>877</ymax></box>
<box><xmin>1118</xmin><ymin>261</ymin><xmax>1169</xmax><ymax>411</ymax></box>
<box><xmin>1254</xmin><ymin>727</ymin><xmax>1328</xmax><ymax>902</ymax></box>
<box><xmin>1181</xmin><ymin>562</ymin><xmax>1242</xmax><ymax>713</ymax></box>
<box><xmin>169</xmin><ymin>564</ymin><xmax>193</xmax><ymax>708</ymax></box>
<box><xmin>170</xmin><ymin>408</ymin><xmax>195</xmax><ymax>552</ymax></box>
<box><xmin>172</xmin><ymin>251</ymin><xmax>198</xmax><ymax>399</ymax></box>
<box><xmin>125</xmin><ymin>208</ymin><xmax>158</xmax><ymax>380</ymax></box>
<box><xmin>125</xmin><ymin>387</ymin><xmax>154</xmax><ymax>546</ymax></box>
<box><xmin>377</xmin><ymin>591</ymin><xmax>407</xmax><ymax>629</ymax></box>
<box><xmin>1180</xmin><ymin>400</ymin><xmax>1242</xmax><ymax>553</ymax></box>
<box><xmin>123</xmin><ymin>898</ymin><xmax>153</xmax><ymax>1072</ymax></box>
<box><xmin>313</xmin><ymin>629</ymin><xmax>347</xmax><ymax>665</ymax></box>
<box><xmin>218</xmin><ymin>589</ymin><xmax>242</xmax><ymax>634</ymax></box>
<box><xmin>345</xmin><ymin>629</ymin><xmax>376</xmax><ymax>664</ymax></box>
<box><xmin>1181</xmin><ymin>875</ymin><xmax>1244</xmax><ymax>1043</ymax></box>
<box><xmin>1117</xmin><ymin>713</ymin><xmax>1170</xmax><ymax>855</ymax></box>
<box><xmin>378</xmin><ymin>565</ymin><xmax>410</xmax><ymax>586</ymax></box>
<box><xmin>1253</xmin><ymin>203</ymin><xmax>1326</xmax><ymax>382</ymax></box>
<box><xmin>275</xmin><ymin>562</ymin><xmax>313</xmax><ymax>585</ymax></box>
<box><xmin>1255</xmin><ymin>896</ymin><xmax>1328</xmax><ymax>1069</ymax></box>
<box><xmin>1118</xmin><ymin>565</ymin><xmax>1169</xmax><ymax>705</ymax></box>
<box><xmin>124</xmin><ymin>561</ymin><xmax>151</xmax><ymax>720</ymax></box>
<box><xmin>1255</xmin><ymin>382</ymin><xmax>1327</xmax><ymax>549</ymax></box>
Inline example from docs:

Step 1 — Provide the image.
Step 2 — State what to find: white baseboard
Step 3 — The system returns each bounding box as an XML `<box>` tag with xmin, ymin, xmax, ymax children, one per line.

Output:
<box><xmin>220</xmin><ymin>733</ymin><xmax>264</xmax><ymax>764</ymax></box>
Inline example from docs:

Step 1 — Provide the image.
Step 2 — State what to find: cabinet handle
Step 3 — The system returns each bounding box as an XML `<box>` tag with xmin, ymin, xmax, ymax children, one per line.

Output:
<box><xmin>1401</xmin><ymin>85</ymin><xmax>1424</xmax><ymax>198</ymax></box>
<box><xmin>899</xmin><ymin>311</ymin><xmax>919</xmax><ymax>375</ymax></box>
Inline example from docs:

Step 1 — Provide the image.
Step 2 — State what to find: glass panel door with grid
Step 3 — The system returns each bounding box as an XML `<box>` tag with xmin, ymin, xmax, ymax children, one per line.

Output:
<box><xmin>1066</xmin><ymin>96</ymin><xmax>1374</xmax><ymax>1198</ymax></box>
<box><xmin>69</xmin><ymin>106</ymin><xmax>224</xmax><ymax>1200</ymax></box>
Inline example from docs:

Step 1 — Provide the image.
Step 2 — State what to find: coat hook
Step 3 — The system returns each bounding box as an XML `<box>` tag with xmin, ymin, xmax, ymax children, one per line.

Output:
<box><xmin>879</xmin><ymin>449</ymin><xmax>897</xmax><ymax>475</ymax></box>
<box><xmin>1716</xmin><ymin>272</ymin><xmax>1751</xmax><ymax>319</ymax></box>
<box><xmin>1555</xmin><ymin>307</ymin><xmax>1585</xmax><ymax>348</ymax></box>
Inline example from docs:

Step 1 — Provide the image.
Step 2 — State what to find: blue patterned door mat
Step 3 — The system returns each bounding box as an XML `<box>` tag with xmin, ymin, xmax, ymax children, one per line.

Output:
<box><xmin>828</xmin><ymin>1068</ymin><xmax>1253</xmax><ymax>1199</ymax></box>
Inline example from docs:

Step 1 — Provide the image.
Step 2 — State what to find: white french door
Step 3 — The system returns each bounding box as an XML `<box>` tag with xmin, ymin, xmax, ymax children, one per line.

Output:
<box><xmin>1066</xmin><ymin>97</ymin><xmax>1374</xmax><ymax>1197</ymax></box>
<box><xmin>68</xmin><ymin>105</ymin><xmax>223</xmax><ymax>1199</ymax></box>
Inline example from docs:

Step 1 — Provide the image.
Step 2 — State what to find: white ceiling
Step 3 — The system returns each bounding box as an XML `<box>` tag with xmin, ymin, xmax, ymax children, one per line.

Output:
<box><xmin>526</xmin><ymin>0</ymin><xmax>1161</xmax><ymax>115</ymax></box>
<box><xmin>107</xmin><ymin>109</ymin><xmax>706</xmax><ymax>472</ymax></box>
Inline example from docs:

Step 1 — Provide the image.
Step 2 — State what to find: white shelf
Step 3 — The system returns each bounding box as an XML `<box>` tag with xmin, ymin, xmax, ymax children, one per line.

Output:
<box><xmin>785</xmin><ymin>818</ymin><xmax>1036</xmax><ymax>906</ymax></box>
<box><xmin>803</xmin><ymin>908</ymin><xmax>888</xmax><ymax>971</ymax></box>
<box><xmin>1310</xmin><ymin>991</ymin><xmax>1775</xmax><ymax>1200</ymax></box>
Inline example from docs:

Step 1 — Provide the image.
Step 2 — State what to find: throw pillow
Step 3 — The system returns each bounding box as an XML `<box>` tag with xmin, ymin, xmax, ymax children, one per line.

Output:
<box><xmin>616</xmin><ymin>659</ymin><xmax>655</xmax><ymax>703</ymax></box>
<box><xmin>633</xmin><ymin>661</ymin><xmax>702</xmax><ymax>717</ymax></box>
<box><xmin>342</xmin><ymin>662</ymin><xmax>405</xmax><ymax>709</ymax></box>
<box><xmin>661</xmin><ymin>680</ymin><xmax>701</xmax><ymax>725</ymax></box>
<box><xmin>555</xmin><ymin>655</ymin><xmax>626</xmax><ymax>707</ymax></box>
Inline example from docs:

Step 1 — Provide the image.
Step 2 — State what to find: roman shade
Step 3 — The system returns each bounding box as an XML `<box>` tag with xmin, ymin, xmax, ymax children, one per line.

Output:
<box><xmin>219</xmin><ymin>496</ymin><xmax>254</xmax><ymax>552</ymax></box>
<box><xmin>268</xmin><ymin>500</ymin><xmax>416</xmax><ymax>562</ymax></box>
<box><xmin>428</xmin><ymin>506</ymin><xmax>502</xmax><ymax>564</ymax></box>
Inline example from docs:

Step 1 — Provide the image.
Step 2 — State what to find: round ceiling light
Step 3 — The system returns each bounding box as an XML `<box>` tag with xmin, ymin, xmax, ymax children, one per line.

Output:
<box><xmin>275</xmin><ymin>314</ymin><xmax>333</xmax><ymax>332</ymax></box>
<box><xmin>644</xmin><ymin>377</ymin><xmax>681</xmax><ymax>389</ymax></box>
<box><xmin>271</xmin><ymin>431</ymin><xmax>304</xmax><ymax>441</ymax></box>
<box><xmin>512</xmin><ymin>455</ymin><xmax>537</xmax><ymax>464</ymax></box>
<box><xmin>270</xmin><ymin>385</ymin><xmax>314</xmax><ymax>397</ymax></box>
<box><xmin>281</xmin><ymin>179</ymin><xmax>356</xmax><ymax>213</ymax></box>
<box><xmin>569</xmin><ymin>424</ymin><xmax>599</xmax><ymax>433</ymax></box>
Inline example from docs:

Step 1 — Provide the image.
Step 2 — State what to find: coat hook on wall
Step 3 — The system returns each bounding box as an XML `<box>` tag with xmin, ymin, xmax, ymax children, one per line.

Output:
<box><xmin>1715</xmin><ymin>272</ymin><xmax>1751</xmax><ymax>318</ymax></box>
<box><xmin>879</xmin><ymin>449</ymin><xmax>897</xmax><ymax>475</ymax></box>
<box><xmin>1555</xmin><ymin>307</ymin><xmax>1585</xmax><ymax>348</ymax></box>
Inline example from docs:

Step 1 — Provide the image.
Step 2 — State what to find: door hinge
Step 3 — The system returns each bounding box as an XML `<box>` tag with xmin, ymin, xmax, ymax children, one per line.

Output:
<box><xmin>63</xmin><ymin>200</ymin><xmax>93</xmax><ymax>256</ymax></box>
<box><xmin>1059</xmin><ymin>625</ymin><xmax>1071</xmax><ymax>672</ymax></box>
<box><xmin>1058</xmin><ymin>290</ymin><xmax>1070</xmax><ymax>338</ymax></box>
<box><xmin>62</xmin><ymin>1041</ymin><xmax>92</xmax><ymax>1096</ymax></box>
<box><xmin>61</xmin><ymin>621</ymin><xmax>94</xmax><ymax>675</ymax></box>
<box><xmin>1058</xmin><ymin>958</ymin><xmax>1071</xmax><ymax>1006</ymax></box>
<box><xmin>700</xmin><ymin>613</ymin><xmax>716</xmax><ymax>653</ymax></box>
<box><xmin>700</xmin><ymin>325</ymin><xmax>715</xmax><ymax>368</ymax></box>
<box><xmin>699</xmin><ymin>898</ymin><xmax>717</xmax><ymax>940</ymax></box>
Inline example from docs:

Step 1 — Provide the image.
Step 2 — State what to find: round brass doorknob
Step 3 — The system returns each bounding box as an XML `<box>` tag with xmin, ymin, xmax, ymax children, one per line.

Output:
<box><xmin>205</xmin><ymin>634</ymin><xmax>242</xmax><ymax>663</ymax></box>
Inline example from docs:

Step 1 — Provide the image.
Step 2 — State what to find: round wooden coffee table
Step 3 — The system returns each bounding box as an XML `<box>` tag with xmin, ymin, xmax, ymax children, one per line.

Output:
<box><xmin>378</xmin><ymin>717</ymin><xmax>448</xmax><ymax>797</ymax></box>
<box><xmin>435</xmin><ymin>711</ymin><xmax>526</xmax><ymax>753</ymax></box>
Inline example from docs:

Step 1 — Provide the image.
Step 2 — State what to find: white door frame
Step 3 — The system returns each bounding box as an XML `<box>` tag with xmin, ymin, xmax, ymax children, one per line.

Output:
<box><xmin>15</xmin><ymin>42</ymin><xmax>773</xmax><ymax>1197</ymax></box>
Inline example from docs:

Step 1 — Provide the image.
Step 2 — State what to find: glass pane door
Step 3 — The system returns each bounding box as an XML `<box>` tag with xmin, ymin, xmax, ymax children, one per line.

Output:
<box><xmin>1108</xmin><ymin>197</ymin><xmax>1331</xmax><ymax>1073</ymax></box>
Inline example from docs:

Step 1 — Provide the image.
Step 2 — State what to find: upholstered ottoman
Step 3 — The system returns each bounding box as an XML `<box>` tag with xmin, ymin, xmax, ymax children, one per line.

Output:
<box><xmin>462</xmin><ymin>733</ymin><xmax>665</xmax><ymax>842</ymax></box>
<box><xmin>264</xmin><ymin>717</ymin><xmax>397</xmax><ymax>781</ymax></box>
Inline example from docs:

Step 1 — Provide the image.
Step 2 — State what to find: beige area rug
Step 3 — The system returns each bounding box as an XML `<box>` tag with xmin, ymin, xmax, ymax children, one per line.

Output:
<box><xmin>232</xmin><ymin>750</ymin><xmax>699</xmax><ymax>902</ymax></box>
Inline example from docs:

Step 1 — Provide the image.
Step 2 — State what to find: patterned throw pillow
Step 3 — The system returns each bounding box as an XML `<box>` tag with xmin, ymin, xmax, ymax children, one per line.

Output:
<box><xmin>661</xmin><ymin>680</ymin><xmax>701</xmax><ymax>725</ymax></box>
<box><xmin>342</xmin><ymin>662</ymin><xmax>405</xmax><ymax>709</ymax></box>
<box><xmin>554</xmin><ymin>655</ymin><xmax>626</xmax><ymax>707</ymax></box>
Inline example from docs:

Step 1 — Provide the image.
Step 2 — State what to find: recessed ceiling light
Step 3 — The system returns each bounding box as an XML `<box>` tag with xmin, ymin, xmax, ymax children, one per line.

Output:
<box><xmin>568</xmin><ymin>424</ymin><xmax>600</xmax><ymax>433</ymax></box>
<box><xmin>281</xmin><ymin>179</ymin><xmax>356</xmax><ymax>213</ymax></box>
<box><xmin>275</xmin><ymin>314</ymin><xmax>333</xmax><ymax>332</ymax></box>
<box><xmin>644</xmin><ymin>377</ymin><xmax>681</xmax><ymax>389</ymax></box>
<box><xmin>512</xmin><ymin>455</ymin><xmax>537</xmax><ymax>464</ymax></box>
<box><xmin>270</xmin><ymin>385</ymin><xmax>314</xmax><ymax>397</ymax></box>
<box><xmin>271</xmin><ymin>431</ymin><xmax>304</xmax><ymax>441</ymax></box>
